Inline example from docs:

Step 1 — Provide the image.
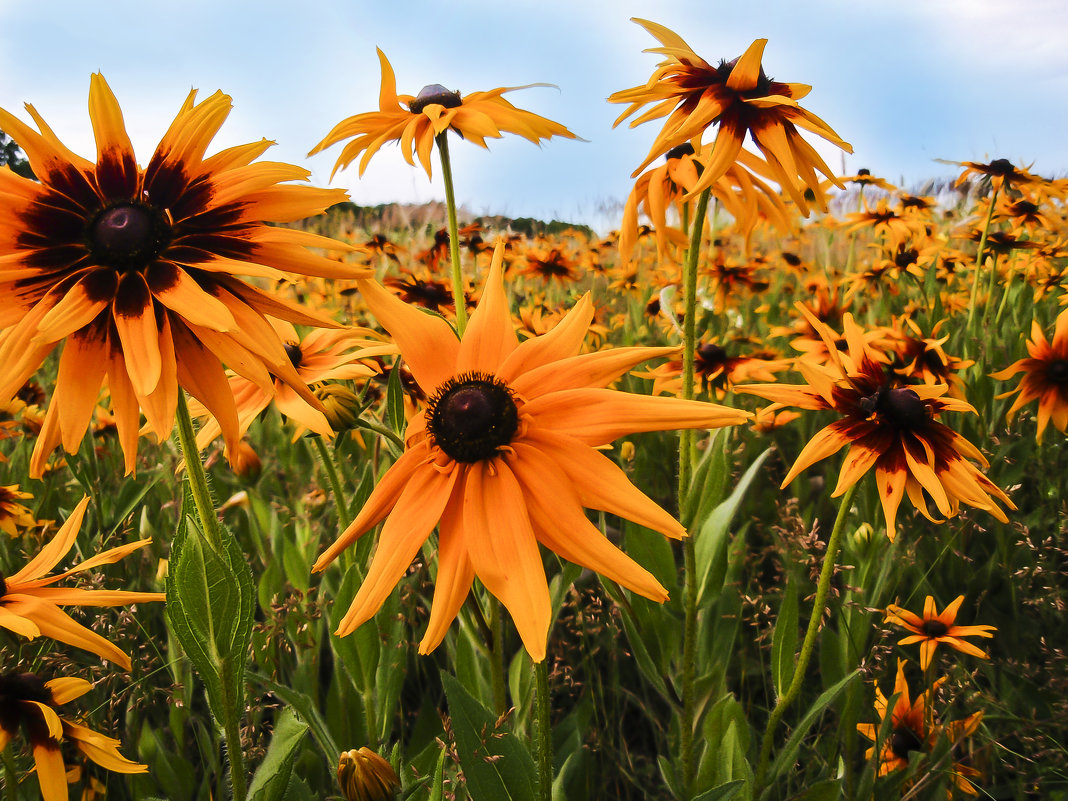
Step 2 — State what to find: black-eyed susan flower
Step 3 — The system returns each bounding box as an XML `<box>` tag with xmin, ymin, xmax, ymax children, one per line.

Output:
<box><xmin>609</xmin><ymin>18</ymin><xmax>852</xmax><ymax>208</ymax></box>
<box><xmin>309</xmin><ymin>48</ymin><xmax>579</xmax><ymax>180</ymax></box>
<box><xmin>0</xmin><ymin>485</ymin><xmax>35</xmax><ymax>537</ymax></box>
<box><xmin>337</xmin><ymin>747</ymin><xmax>400</xmax><ymax>801</ymax></box>
<box><xmin>314</xmin><ymin>243</ymin><xmax>750</xmax><ymax>661</ymax></box>
<box><xmin>856</xmin><ymin>660</ymin><xmax>984</xmax><ymax>794</ymax></box>
<box><xmin>0</xmin><ymin>74</ymin><xmax>368</xmax><ymax>477</ymax></box>
<box><xmin>991</xmin><ymin>308</ymin><xmax>1068</xmax><ymax>442</ymax></box>
<box><xmin>0</xmin><ymin>496</ymin><xmax>163</xmax><ymax>669</ymax></box>
<box><xmin>736</xmin><ymin>305</ymin><xmax>1014</xmax><ymax>537</ymax></box>
<box><xmin>885</xmin><ymin>595</ymin><xmax>996</xmax><ymax>671</ymax></box>
<box><xmin>857</xmin><ymin>660</ymin><xmax>937</xmax><ymax>777</ymax></box>
<box><xmin>186</xmin><ymin>320</ymin><xmax>391</xmax><ymax>454</ymax></box>
<box><xmin>0</xmin><ymin>672</ymin><xmax>146</xmax><ymax>801</ymax></box>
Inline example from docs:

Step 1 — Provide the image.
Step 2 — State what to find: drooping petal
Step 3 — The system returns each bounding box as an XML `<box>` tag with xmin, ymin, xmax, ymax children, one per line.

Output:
<box><xmin>462</xmin><ymin>459</ymin><xmax>551</xmax><ymax>662</ymax></box>
<box><xmin>334</xmin><ymin>459</ymin><xmax>459</xmax><ymax>637</ymax></box>
<box><xmin>418</xmin><ymin>485</ymin><xmax>475</xmax><ymax>654</ymax></box>
<box><xmin>8</xmin><ymin>496</ymin><xmax>90</xmax><ymax>584</ymax></box>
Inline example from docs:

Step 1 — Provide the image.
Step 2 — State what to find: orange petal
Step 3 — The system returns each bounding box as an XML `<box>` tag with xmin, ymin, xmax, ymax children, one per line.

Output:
<box><xmin>456</xmin><ymin>243</ymin><xmax>518</xmax><ymax>373</ymax></box>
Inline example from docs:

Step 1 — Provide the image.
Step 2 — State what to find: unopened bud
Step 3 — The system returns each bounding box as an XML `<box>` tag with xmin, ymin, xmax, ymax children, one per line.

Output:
<box><xmin>337</xmin><ymin>748</ymin><xmax>400</xmax><ymax>801</ymax></box>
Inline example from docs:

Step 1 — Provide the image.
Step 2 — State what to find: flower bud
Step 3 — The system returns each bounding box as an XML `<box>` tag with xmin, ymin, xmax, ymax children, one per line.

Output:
<box><xmin>337</xmin><ymin>748</ymin><xmax>400</xmax><ymax>801</ymax></box>
<box><xmin>315</xmin><ymin>383</ymin><xmax>362</xmax><ymax>433</ymax></box>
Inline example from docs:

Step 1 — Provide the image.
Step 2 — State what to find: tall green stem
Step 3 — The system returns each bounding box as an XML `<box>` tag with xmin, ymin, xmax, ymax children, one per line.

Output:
<box><xmin>754</xmin><ymin>482</ymin><xmax>858</xmax><ymax>793</ymax></box>
<box><xmin>173</xmin><ymin>392</ymin><xmax>248</xmax><ymax>801</ymax></box>
<box><xmin>534</xmin><ymin>659</ymin><xmax>553</xmax><ymax>801</ymax></box>
<box><xmin>310</xmin><ymin>436</ymin><xmax>351</xmax><ymax>527</ymax></box>
<box><xmin>678</xmin><ymin>186</ymin><xmax>711</xmax><ymax>797</ymax></box>
<box><xmin>965</xmin><ymin>184</ymin><xmax>1000</xmax><ymax>334</ymax></box>
<box><xmin>436</xmin><ymin>131</ymin><xmax>468</xmax><ymax>336</ymax></box>
<box><xmin>490</xmin><ymin>598</ymin><xmax>508</xmax><ymax>716</ymax></box>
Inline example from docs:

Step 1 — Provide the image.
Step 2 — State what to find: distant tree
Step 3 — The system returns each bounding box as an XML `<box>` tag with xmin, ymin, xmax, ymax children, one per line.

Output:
<box><xmin>0</xmin><ymin>130</ymin><xmax>34</xmax><ymax>179</ymax></box>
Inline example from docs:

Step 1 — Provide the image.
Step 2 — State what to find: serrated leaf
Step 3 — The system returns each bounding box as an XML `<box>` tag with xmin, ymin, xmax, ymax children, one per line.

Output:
<box><xmin>428</xmin><ymin>746</ymin><xmax>448</xmax><ymax>801</ymax></box>
<box><xmin>248</xmin><ymin>708</ymin><xmax>309</xmax><ymax>801</ymax></box>
<box><xmin>771</xmin><ymin>577</ymin><xmax>799</xmax><ymax>700</ymax></box>
<box><xmin>696</xmin><ymin>448</ymin><xmax>772</xmax><ymax>604</ymax></box>
<box><xmin>441</xmin><ymin>672</ymin><xmax>537</xmax><ymax>801</ymax></box>
<box><xmin>165</xmin><ymin>485</ymin><xmax>255</xmax><ymax>730</ymax></box>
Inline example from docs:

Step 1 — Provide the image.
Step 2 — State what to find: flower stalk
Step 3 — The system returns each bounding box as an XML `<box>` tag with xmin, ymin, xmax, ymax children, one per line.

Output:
<box><xmin>754</xmin><ymin>482</ymin><xmax>858</xmax><ymax>793</ymax></box>
<box><xmin>436</xmin><ymin>131</ymin><xmax>469</xmax><ymax>336</ymax></box>
<box><xmin>679</xmin><ymin>185</ymin><xmax>711</xmax><ymax>796</ymax></box>
<box><xmin>534</xmin><ymin>658</ymin><xmax>553</xmax><ymax>801</ymax></box>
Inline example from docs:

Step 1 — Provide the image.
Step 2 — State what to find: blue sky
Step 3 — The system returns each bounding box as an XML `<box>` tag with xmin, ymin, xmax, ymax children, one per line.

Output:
<box><xmin>1</xmin><ymin>0</ymin><xmax>1065</xmax><ymax>231</ymax></box>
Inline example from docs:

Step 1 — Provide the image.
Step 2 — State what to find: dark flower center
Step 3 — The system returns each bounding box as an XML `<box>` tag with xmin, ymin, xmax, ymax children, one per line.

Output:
<box><xmin>1047</xmin><ymin>360</ymin><xmax>1068</xmax><ymax>386</ymax></box>
<box><xmin>889</xmin><ymin>725</ymin><xmax>924</xmax><ymax>758</ymax></box>
<box><xmin>696</xmin><ymin>343</ymin><xmax>728</xmax><ymax>372</ymax></box>
<box><xmin>862</xmin><ymin>387</ymin><xmax>929</xmax><ymax>430</ymax></box>
<box><xmin>89</xmin><ymin>201</ymin><xmax>171</xmax><ymax>273</ymax></box>
<box><xmin>857</xmin><ymin>168</ymin><xmax>871</xmax><ymax>176</ymax></box>
<box><xmin>427</xmin><ymin>373</ymin><xmax>519</xmax><ymax>463</ymax></box>
<box><xmin>409</xmin><ymin>84</ymin><xmax>463</xmax><ymax>115</ymax></box>
<box><xmin>665</xmin><ymin>142</ymin><xmax>696</xmax><ymax>161</ymax></box>
<box><xmin>987</xmin><ymin>158</ymin><xmax>1014</xmax><ymax>176</ymax></box>
<box><xmin>921</xmin><ymin>619</ymin><xmax>949</xmax><ymax>637</ymax></box>
<box><xmin>284</xmin><ymin>342</ymin><xmax>303</xmax><ymax>369</ymax></box>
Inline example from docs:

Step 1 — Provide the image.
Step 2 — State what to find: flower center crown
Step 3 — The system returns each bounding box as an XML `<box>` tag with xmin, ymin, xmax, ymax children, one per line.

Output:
<box><xmin>409</xmin><ymin>85</ymin><xmax>463</xmax><ymax>115</ymax></box>
<box><xmin>88</xmin><ymin>201</ymin><xmax>171</xmax><ymax>273</ymax></box>
<box><xmin>427</xmin><ymin>372</ymin><xmax>519</xmax><ymax>462</ymax></box>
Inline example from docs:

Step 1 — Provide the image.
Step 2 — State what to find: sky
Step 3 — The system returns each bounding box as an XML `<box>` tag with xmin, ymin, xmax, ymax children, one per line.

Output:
<box><xmin>1</xmin><ymin>0</ymin><xmax>1066</xmax><ymax>232</ymax></box>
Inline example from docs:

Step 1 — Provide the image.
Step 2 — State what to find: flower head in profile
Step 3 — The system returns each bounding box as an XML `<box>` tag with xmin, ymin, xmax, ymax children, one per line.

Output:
<box><xmin>186</xmin><ymin>320</ymin><xmax>392</xmax><ymax>456</ymax></box>
<box><xmin>310</xmin><ymin>48</ymin><xmax>579</xmax><ymax>180</ymax></box>
<box><xmin>0</xmin><ymin>672</ymin><xmax>146</xmax><ymax>801</ymax></box>
<box><xmin>737</xmin><ymin>305</ymin><xmax>1014</xmax><ymax>538</ymax></box>
<box><xmin>991</xmin><ymin>308</ymin><xmax>1068</xmax><ymax>442</ymax></box>
<box><xmin>0</xmin><ymin>74</ymin><xmax>368</xmax><ymax>477</ymax></box>
<box><xmin>0</xmin><ymin>496</ymin><xmax>163</xmax><ymax>669</ymax></box>
<box><xmin>885</xmin><ymin>595</ymin><xmax>996</xmax><ymax>671</ymax></box>
<box><xmin>609</xmin><ymin>18</ymin><xmax>852</xmax><ymax>206</ymax></box>
<box><xmin>314</xmin><ymin>243</ymin><xmax>750</xmax><ymax>661</ymax></box>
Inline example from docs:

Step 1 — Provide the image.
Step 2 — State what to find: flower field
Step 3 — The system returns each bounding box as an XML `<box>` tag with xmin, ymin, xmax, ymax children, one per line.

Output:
<box><xmin>0</xmin><ymin>17</ymin><xmax>1066</xmax><ymax>801</ymax></box>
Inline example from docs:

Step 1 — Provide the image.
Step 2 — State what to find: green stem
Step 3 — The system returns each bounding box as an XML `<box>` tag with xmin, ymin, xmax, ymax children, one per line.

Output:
<box><xmin>310</xmin><ymin>436</ymin><xmax>351</xmax><ymax>526</ymax></box>
<box><xmin>678</xmin><ymin>186</ymin><xmax>711</xmax><ymax>797</ymax></box>
<box><xmin>436</xmin><ymin>131</ymin><xmax>469</xmax><ymax>337</ymax></box>
<box><xmin>754</xmin><ymin>482</ymin><xmax>858</xmax><ymax>794</ymax></box>
<box><xmin>534</xmin><ymin>658</ymin><xmax>553</xmax><ymax>801</ymax></box>
<box><xmin>173</xmin><ymin>392</ymin><xmax>248</xmax><ymax>801</ymax></box>
<box><xmin>174</xmin><ymin>392</ymin><xmax>224</xmax><ymax>549</ymax></box>
<box><xmin>965</xmin><ymin>184</ymin><xmax>1000</xmax><ymax>334</ymax></box>
<box><xmin>490</xmin><ymin>598</ymin><xmax>508</xmax><ymax>717</ymax></box>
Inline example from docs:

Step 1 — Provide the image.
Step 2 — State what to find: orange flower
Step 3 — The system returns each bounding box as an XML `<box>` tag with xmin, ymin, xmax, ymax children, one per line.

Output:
<box><xmin>314</xmin><ymin>244</ymin><xmax>749</xmax><ymax>661</ymax></box>
<box><xmin>310</xmin><ymin>48</ymin><xmax>579</xmax><ymax>179</ymax></box>
<box><xmin>885</xmin><ymin>595</ymin><xmax>996</xmax><ymax>670</ymax></box>
<box><xmin>991</xmin><ymin>307</ymin><xmax>1068</xmax><ymax>441</ymax></box>
<box><xmin>0</xmin><ymin>496</ymin><xmax>163</xmax><ymax>669</ymax></box>
<box><xmin>0</xmin><ymin>74</ymin><xmax>365</xmax><ymax>476</ymax></box>
<box><xmin>0</xmin><ymin>672</ymin><xmax>145</xmax><ymax>801</ymax></box>
<box><xmin>609</xmin><ymin>18</ymin><xmax>851</xmax><ymax>207</ymax></box>
<box><xmin>737</xmin><ymin>305</ymin><xmax>1014</xmax><ymax>537</ymax></box>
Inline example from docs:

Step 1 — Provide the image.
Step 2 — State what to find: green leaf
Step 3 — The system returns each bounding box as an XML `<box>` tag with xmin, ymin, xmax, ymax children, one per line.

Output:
<box><xmin>692</xmin><ymin>779</ymin><xmax>745</xmax><ymax>801</ymax></box>
<box><xmin>428</xmin><ymin>747</ymin><xmax>448</xmax><ymax>801</ymax></box>
<box><xmin>248</xmin><ymin>708</ymin><xmax>309</xmax><ymax>801</ymax></box>
<box><xmin>769</xmin><ymin>672</ymin><xmax>860</xmax><ymax>781</ymax></box>
<box><xmin>249</xmin><ymin>672</ymin><xmax>340</xmax><ymax>769</ymax></box>
<box><xmin>440</xmin><ymin>672</ymin><xmax>537</xmax><ymax>801</ymax></box>
<box><xmin>682</xmin><ymin>429</ymin><xmax>730</xmax><ymax>529</ymax></box>
<box><xmin>165</xmin><ymin>486</ymin><xmax>255</xmax><ymax>729</ymax></box>
<box><xmin>770</xmin><ymin>577</ymin><xmax>799</xmax><ymax>700</ymax></box>
<box><xmin>387</xmin><ymin>356</ymin><xmax>406</xmax><ymax>435</ymax></box>
<box><xmin>792</xmin><ymin>779</ymin><xmax>840</xmax><ymax>801</ymax></box>
<box><xmin>696</xmin><ymin>448</ymin><xmax>772</xmax><ymax>604</ymax></box>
